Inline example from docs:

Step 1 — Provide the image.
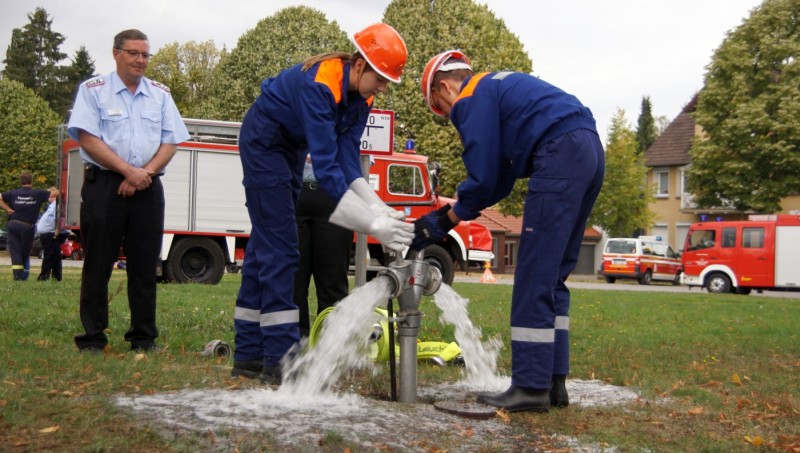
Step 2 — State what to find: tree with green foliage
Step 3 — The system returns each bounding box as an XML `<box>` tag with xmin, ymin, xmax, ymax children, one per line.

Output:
<box><xmin>0</xmin><ymin>79</ymin><xmax>62</xmax><ymax>198</ymax></box>
<box><xmin>204</xmin><ymin>6</ymin><xmax>350</xmax><ymax>121</ymax></box>
<box><xmin>635</xmin><ymin>96</ymin><xmax>658</xmax><ymax>154</ymax></box>
<box><xmin>146</xmin><ymin>40</ymin><xmax>223</xmax><ymax>118</ymax></box>
<box><xmin>64</xmin><ymin>46</ymin><xmax>96</xmax><ymax>92</ymax></box>
<box><xmin>382</xmin><ymin>0</ymin><xmax>532</xmax><ymax>214</ymax></box>
<box><xmin>690</xmin><ymin>0</ymin><xmax>800</xmax><ymax>213</ymax></box>
<box><xmin>1</xmin><ymin>7</ymin><xmax>73</xmax><ymax>119</ymax></box>
<box><xmin>588</xmin><ymin>109</ymin><xmax>655</xmax><ymax>237</ymax></box>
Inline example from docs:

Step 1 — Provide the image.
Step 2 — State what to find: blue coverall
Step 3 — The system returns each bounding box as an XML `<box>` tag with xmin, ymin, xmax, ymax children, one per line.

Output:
<box><xmin>234</xmin><ymin>59</ymin><xmax>373</xmax><ymax>368</ymax></box>
<box><xmin>449</xmin><ymin>71</ymin><xmax>605</xmax><ymax>390</ymax></box>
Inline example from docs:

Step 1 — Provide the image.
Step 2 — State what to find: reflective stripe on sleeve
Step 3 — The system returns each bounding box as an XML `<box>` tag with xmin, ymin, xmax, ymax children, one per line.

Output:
<box><xmin>555</xmin><ymin>316</ymin><xmax>570</xmax><ymax>330</ymax></box>
<box><xmin>511</xmin><ymin>326</ymin><xmax>555</xmax><ymax>343</ymax></box>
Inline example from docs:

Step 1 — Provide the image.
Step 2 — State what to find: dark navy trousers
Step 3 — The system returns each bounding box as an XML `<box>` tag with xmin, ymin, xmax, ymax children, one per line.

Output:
<box><xmin>510</xmin><ymin>129</ymin><xmax>605</xmax><ymax>390</ymax></box>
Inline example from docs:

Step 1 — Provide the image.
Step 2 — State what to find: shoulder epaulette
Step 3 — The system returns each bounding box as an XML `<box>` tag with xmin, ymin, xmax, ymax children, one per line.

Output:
<box><xmin>150</xmin><ymin>80</ymin><xmax>171</xmax><ymax>93</ymax></box>
<box><xmin>86</xmin><ymin>77</ymin><xmax>105</xmax><ymax>88</ymax></box>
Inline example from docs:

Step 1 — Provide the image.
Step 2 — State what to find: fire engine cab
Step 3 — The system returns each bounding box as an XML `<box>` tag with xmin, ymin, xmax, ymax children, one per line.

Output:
<box><xmin>599</xmin><ymin>236</ymin><xmax>682</xmax><ymax>285</ymax></box>
<box><xmin>681</xmin><ymin>214</ymin><xmax>800</xmax><ymax>294</ymax></box>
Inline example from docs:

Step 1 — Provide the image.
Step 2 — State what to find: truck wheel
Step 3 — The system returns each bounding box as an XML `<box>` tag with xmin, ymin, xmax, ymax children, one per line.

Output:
<box><xmin>605</xmin><ymin>276</ymin><xmax>616</xmax><ymax>284</ymax></box>
<box><xmin>638</xmin><ymin>270</ymin><xmax>652</xmax><ymax>285</ymax></box>
<box><xmin>421</xmin><ymin>244</ymin><xmax>455</xmax><ymax>285</ymax></box>
<box><xmin>164</xmin><ymin>237</ymin><xmax>225</xmax><ymax>284</ymax></box>
<box><xmin>673</xmin><ymin>271</ymin><xmax>682</xmax><ymax>286</ymax></box>
<box><xmin>705</xmin><ymin>273</ymin><xmax>732</xmax><ymax>294</ymax></box>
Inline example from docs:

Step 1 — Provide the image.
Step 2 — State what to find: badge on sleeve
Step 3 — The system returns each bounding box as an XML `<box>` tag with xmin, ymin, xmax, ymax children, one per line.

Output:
<box><xmin>86</xmin><ymin>77</ymin><xmax>105</xmax><ymax>88</ymax></box>
<box><xmin>150</xmin><ymin>80</ymin><xmax>171</xmax><ymax>92</ymax></box>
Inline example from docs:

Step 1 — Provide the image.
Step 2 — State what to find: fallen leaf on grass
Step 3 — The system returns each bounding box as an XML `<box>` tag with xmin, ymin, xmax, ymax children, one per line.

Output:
<box><xmin>687</xmin><ymin>407</ymin><xmax>705</xmax><ymax>416</ymax></box>
<box><xmin>732</xmin><ymin>373</ymin><xmax>743</xmax><ymax>385</ymax></box>
<box><xmin>134</xmin><ymin>353</ymin><xmax>147</xmax><ymax>362</ymax></box>
<box><xmin>39</xmin><ymin>425</ymin><xmax>60</xmax><ymax>433</ymax></box>
<box><xmin>744</xmin><ymin>435</ymin><xmax>764</xmax><ymax>446</ymax></box>
<box><xmin>496</xmin><ymin>409</ymin><xmax>510</xmax><ymax>422</ymax></box>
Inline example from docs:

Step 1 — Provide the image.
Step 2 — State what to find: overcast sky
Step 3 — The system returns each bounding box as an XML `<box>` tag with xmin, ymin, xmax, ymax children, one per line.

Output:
<box><xmin>1</xmin><ymin>0</ymin><xmax>763</xmax><ymax>141</ymax></box>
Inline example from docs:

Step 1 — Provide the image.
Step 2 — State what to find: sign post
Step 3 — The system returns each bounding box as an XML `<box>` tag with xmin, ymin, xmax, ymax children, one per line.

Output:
<box><xmin>355</xmin><ymin>109</ymin><xmax>394</xmax><ymax>287</ymax></box>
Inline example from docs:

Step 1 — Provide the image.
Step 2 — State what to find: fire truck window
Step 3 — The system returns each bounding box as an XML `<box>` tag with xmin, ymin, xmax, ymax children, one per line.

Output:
<box><xmin>388</xmin><ymin>164</ymin><xmax>424</xmax><ymax>196</ymax></box>
<box><xmin>688</xmin><ymin>230</ymin><xmax>715</xmax><ymax>250</ymax></box>
<box><xmin>722</xmin><ymin>228</ymin><xmax>736</xmax><ymax>247</ymax></box>
<box><xmin>742</xmin><ymin>227</ymin><xmax>765</xmax><ymax>248</ymax></box>
<box><xmin>607</xmin><ymin>241</ymin><xmax>635</xmax><ymax>253</ymax></box>
<box><xmin>651</xmin><ymin>244</ymin><xmax>666</xmax><ymax>257</ymax></box>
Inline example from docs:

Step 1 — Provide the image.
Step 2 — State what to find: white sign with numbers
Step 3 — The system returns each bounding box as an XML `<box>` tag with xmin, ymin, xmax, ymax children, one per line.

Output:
<box><xmin>360</xmin><ymin>109</ymin><xmax>394</xmax><ymax>155</ymax></box>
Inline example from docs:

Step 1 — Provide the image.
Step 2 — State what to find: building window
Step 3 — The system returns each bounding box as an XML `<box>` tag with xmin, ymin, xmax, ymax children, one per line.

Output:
<box><xmin>504</xmin><ymin>241</ymin><xmax>516</xmax><ymax>267</ymax></box>
<box><xmin>655</xmin><ymin>169</ymin><xmax>669</xmax><ymax>198</ymax></box>
<box><xmin>679</xmin><ymin>167</ymin><xmax>691</xmax><ymax>196</ymax></box>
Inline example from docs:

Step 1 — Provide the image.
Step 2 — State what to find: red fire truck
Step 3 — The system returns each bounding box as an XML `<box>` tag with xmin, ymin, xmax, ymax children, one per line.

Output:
<box><xmin>681</xmin><ymin>214</ymin><xmax>800</xmax><ymax>294</ymax></box>
<box><xmin>58</xmin><ymin>117</ymin><xmax>494</xmax><ymax>285</ymax></box>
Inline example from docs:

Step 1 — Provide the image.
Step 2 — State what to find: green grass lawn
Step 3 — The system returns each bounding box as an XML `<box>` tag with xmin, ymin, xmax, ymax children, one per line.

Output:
<box><xmin>0</xmin><ymin>266</ymin><xmax>798</xmax><ymax>452</ymax></box>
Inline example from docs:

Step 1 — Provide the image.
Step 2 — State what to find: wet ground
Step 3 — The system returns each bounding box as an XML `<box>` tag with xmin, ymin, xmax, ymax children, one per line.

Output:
<box><xmin>116</xmin><ymin>377</ymin><xmax>640</xmax><ymax>452</ymax></box>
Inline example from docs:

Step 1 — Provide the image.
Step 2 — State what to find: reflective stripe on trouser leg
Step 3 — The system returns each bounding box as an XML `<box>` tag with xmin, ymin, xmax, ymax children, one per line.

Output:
<box><xmin>233</xmin><ymin>184</ymin><xmax>300</xmax><ymax>365</ymax></box>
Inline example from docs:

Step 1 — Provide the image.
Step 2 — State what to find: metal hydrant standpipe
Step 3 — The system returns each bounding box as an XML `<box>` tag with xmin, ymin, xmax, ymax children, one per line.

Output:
<box><xmin>378</xmin><ymin>251</ymin><xmax>443</xmax><ymax>403</ymax></box>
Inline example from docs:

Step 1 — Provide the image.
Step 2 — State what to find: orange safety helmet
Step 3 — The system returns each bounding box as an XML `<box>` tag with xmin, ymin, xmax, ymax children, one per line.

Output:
<box><xmin>352</xmin><ymin>23</ymin><xmax>407</xmax><ymax>83</ymax></box>
<box><xmin>420</xmin><ymin>50</ymin><xmax>472</xmax><ymax>117</ymax></box>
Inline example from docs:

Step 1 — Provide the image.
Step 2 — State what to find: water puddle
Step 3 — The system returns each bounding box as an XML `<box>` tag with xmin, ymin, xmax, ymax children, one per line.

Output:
<box><xmin>116</xmin><ymin>277</ymin><xmax>640</xmax><ymax>451</ymax></box>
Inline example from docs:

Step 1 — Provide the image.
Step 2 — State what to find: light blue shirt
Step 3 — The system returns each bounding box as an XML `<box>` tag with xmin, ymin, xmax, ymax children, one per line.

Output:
<box><xmin>36</xmin><ymin>201</ymin><xmax>56</xmax><ymax>234</ymax></box>
<box><xmin>67</xmin><ymin>71</ymin><xmax>190</xmax><ymax>171</ymax></box>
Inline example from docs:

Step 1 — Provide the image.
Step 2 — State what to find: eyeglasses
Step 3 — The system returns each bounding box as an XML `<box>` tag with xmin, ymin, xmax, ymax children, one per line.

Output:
<box><xmin>116</xmin><ymin>48</ymin><xmax>153</xmax><ymax>60</ymax></box>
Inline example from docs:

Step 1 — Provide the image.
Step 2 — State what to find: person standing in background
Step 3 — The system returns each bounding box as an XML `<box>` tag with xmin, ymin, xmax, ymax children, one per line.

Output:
<box><xmin>67</xmin><ymin>29</ymin><xmax>190</xmax><ymax>353</ymax></box>
<box><xmin>0</xmin><ymin>173</ymin><xmax>58</xmax><ymax>281</ymax></box>
<box><xmin>294</xmin><ymin>154</ymin><xmax>354</xmax><ymax>338</ymax></box>
<box><xmin>36</xmin><ymin>189</ymin><xmax>68</xmax><ymax>281</ymax></box>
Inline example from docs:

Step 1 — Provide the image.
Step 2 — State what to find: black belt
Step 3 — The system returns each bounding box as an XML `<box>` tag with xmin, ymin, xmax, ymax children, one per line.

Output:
<box><xmin>85</xmin><ymin>164</ymin><xmax>163</xmax><ymax>182</ymax></box>
<box><xmin>9</xmin><ymin>219</ymin><xmax>34</xmax><ymax>228</ymax></box>
<box><xmin>303</xmin><ymin>181</ymin><xmax>320</xmax><ymax>190</ymax></box>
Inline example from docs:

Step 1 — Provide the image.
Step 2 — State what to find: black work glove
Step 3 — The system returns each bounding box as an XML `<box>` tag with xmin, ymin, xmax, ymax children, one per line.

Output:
<box><xmin>410</xmin><ymin>204</ymin><xmax>457</xmax><ymax>251</ymax></box>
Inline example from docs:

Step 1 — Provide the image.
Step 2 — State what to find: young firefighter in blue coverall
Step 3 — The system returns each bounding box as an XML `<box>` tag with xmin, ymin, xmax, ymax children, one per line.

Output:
<box><xmin>232</xmin><ymin>23</ymin><xmax>414</xmax><ymax>384</ymax></box>
<box><xmin>414</xmin><ymin>51</ymin><xmax>605</xmax><ymax>412</ymax></box>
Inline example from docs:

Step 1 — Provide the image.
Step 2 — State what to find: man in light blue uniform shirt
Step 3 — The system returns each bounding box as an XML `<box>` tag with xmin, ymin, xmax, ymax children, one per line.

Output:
<box><xmin>67</xmin><ymin>29</ymin><xmax>189</xmax><ymax>353</ymax></box>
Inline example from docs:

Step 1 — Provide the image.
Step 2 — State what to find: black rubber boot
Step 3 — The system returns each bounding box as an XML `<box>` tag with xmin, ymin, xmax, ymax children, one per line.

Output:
<box><xmin>550</xmin><ymin>374</ymin><xmax>569</xmax><ymax>408</ymax></box>
<box><xmin>476</xmin><ymin>385</ymin><xmax>550</xmax><ymax>413</ymax></box>
<box><xmin>231</xmin><ymin>359</ymin><xmax>262</xmax><ymax>379</ymax></box>
<box><xmin>260</xmin><ymin>365</ymin><xmax>282</xmax><ymax>385</ymax></box>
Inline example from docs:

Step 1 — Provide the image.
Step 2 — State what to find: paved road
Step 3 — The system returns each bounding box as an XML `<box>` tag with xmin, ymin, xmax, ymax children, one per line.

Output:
<box><xmin>3</xmin><ymin>255</ymin><xmax>797</xmax><ymax>299</ymax></box>
<box><xmin>452</xmin><ymin>273</ymin><xmax>800</xmax><ymax>299</ymax></box>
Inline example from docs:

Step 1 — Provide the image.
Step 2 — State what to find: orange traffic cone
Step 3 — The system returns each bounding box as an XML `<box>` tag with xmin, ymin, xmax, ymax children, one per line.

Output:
<box><xmin>479</xmin><ymin>261</ymin><xmax>496</xmax><ymax>283</ymax></box>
